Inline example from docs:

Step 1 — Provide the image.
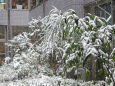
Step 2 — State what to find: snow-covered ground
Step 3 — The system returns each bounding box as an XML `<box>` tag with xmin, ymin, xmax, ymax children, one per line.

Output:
<box><xmin>0</xmin><ymin>74</ymin><xmax>109</xmax><ymax>86</ymax></box>
<box><xmin>0</xmin><ymin>61</ymin><xmax>110</xmax><ymax>86</ymax></box>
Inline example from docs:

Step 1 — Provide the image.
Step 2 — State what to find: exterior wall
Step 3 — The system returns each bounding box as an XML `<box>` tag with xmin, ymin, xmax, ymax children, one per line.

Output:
<box><xmin>0</xmin><ymin>10</ymin><xmax>29</xmax><ymax>26</ymax></box>
<box><xmin>29</xmin><ymin>0</ymin><xmax>85</xmax><ymax>21</ymax></box>
<box><xmin>0</xmin><ymin>0</ymin><xmax>101</xmax><ymax>26</ymax></box>
<box><xmin>10</xmin><ymin>10</ymin><xmax>29</xmax><ymax>26</ymax></box>
<box><xmin>45</xmin><ymin>0</ymin><xmax>84</xmax><ymax>17</ymax></box>
<box><xmin>0</xmin><ymin>0</ymin><xmax>109</xmax><ymax>26</ymax></box>
<box><xmin>0</xmin><ymin>10</ymin><xmax>8</xmax><ymax>25</ymax></box>
<box><xmin>29</xmin><ymin>4</ymin><xmax>44</xmax><ymax>20</ymax></box>
<box><xmin>84</xmin><ymin>0</ymin><xmax>95</xmax><ymax>4</ymax></box>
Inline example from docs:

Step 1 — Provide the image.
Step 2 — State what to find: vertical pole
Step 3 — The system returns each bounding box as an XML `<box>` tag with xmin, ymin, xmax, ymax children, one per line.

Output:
<box><xmin>43</xmin><ymin>0</ymin><xmax>45</xmax><ymax>17</ymax></box>
<box><xmin>6</xmin><ymin>0</ymin><xmax>12</xmax><ymax>57</ymax></box>
<box><xmin>112</xmin><ymin>0</ymin><xmax>115</xmax><ymax>24</ymax></box>
<box><xmin>112</xmin><ymin>0</ymin><xmax>115</xmax><ymax>50</ymax></box>
<box><xmin>28</xmin><ymin>0</ymin><xmax>30</xmax><ymax>10</ymax></box>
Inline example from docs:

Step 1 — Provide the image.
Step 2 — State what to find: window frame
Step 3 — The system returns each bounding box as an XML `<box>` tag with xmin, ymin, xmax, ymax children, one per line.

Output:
<box><xmin>30</xmin><ymin>0</ymin><xmax>48</xmax><ymax>10</ymax></box>
<box><xmin>0</xmin><ymin>0</ymin><xmax>48</xmax><ymax>10</ymax></box>
<box><xmin>11</xmin><ymin>0</ymin><xmax>29</xmax><ymax>10</ymax></box>
<box><xmin>84</xmin><ymin>0</ymin><xmax>112</xmax><ymax>24</ymax></box>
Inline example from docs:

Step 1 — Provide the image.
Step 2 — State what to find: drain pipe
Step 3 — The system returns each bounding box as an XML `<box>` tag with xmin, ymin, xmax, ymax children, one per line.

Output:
<box><xmin>43</xmin><ymin>0</ymin><xmax>45</xmax><ymax>17</ymax></box>
<box><xmin>112</xmin><ymin>0</ymin><xmax>115</xmax><ymax>24</ymax></box>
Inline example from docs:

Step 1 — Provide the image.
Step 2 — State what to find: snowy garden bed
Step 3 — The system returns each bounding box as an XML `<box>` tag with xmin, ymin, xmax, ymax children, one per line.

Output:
<box><xmin>0</xmin><ymin>7</ymin><xmax>115</xmax><ymax>86</ymax></box>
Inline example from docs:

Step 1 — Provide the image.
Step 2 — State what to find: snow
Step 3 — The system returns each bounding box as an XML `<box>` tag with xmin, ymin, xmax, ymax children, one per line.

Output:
<box><xmin>0</xmin><ymin>74</ymin><xmax>109</xmax><ymax>86</ymax></box>
<box><xmin>4</xmin><ymin>57</ymin><xmax>11</xmax><ymax>64</ymax></box>
<box><xmin>89</xmin><ymin>20</ymin><xmax>96</xmax><ymax>27</ymax></box>
<box><xmin>0</xmin><ymin>7</ymin><xmax>115</xmax><ymax>86</ymax></box>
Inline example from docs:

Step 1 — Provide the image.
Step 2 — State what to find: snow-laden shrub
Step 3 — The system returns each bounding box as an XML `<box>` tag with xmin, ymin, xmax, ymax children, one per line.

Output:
<box><xmin>1</xmin><ymin>7</ymin><xmax>115</xmax><ymax>86</ymax></box>
<box><xmin>28</xmin><ymin>7</ymin><xmax>115</xmax><ymax>82</ymax></box>
<box><xmin>28</xmin><ymin>7</ymin><xmax>115</xmax><ymax>83</ymax></box>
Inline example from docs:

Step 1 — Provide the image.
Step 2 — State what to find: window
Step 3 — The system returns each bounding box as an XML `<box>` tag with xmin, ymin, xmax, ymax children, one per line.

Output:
<box><xmin>0</xmin><ymin>42</ymin><xmax>5</xmax><ymax>53</ymax></box>
<box><xmin>0</xmin><ymin>26</ymin><xmax>5</xmax><ymax>39</ymax></box>
<box><xmin>84</xmin><ymin>0</ymin><xmax>112</xmax><ymax>24</ymax></box>
<box><xmin>0</xmin><ymin>0</ymin><xmax>6</xmax><ymax>9</ymax></box>
<box><xmin>31</xmin><ymin>0</ymin><xmax>40</xmax><ymax>9</ymax></box>
<box><xmin>30</xmin><ymin>0</ymin><xmax>47</xmax><ymax>9</ymax></box>
<box><xmin>95</xmin><ymin>2</ymin><xmax>112</xmax><ymax>24</ymax></box>
<box><xmin>0</xmin><ymin>42</ymin><xmax>5</xmax><ymax>65</ymax></box>
<box><xmin>12</xmin><ymin>0</ymin><xmax>28</xmax><ymax>9</ymax></box>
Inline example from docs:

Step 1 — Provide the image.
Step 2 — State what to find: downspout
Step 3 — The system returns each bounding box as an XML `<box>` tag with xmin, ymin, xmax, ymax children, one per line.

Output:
<box><xmin>6</xmin><ymin>0</ymin><xmax>12</xmax><ymax>57</ymax></box>
<box><xmin>112</xmin><ymin>0</ymin><xmax>115</xmax><ymax>24</ymax></box>
<box><xmin>43</xmin><ymin>0</ymin><xmax>45</xmax><ymax>17</ymax></box>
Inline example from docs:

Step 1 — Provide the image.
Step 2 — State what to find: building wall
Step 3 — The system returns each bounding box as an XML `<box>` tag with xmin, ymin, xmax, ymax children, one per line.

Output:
<box><xmin>29</xmin><ymin>4</ymin><xmax>44</xmax><ymax>20</ymax></box>
<box><xmin>84</xmin><ymin>0</ymin><xmax>95</xmax><ymax>4</ymax></box>
<box><xmin>0</xmin><ymin>10</ymin><xmax>29</xmax><ymax>26</ymax></box>
<box><xmin>29</xmin><ymin>0</ymin><xmax>85</xmax><ymax>21</ymax></box>
<box><xmin>0</xmin><ymin>0</ymin><xmax>98</xmax><ymax>26</ymax></box>
<box><xmin>10</xmin><ymin>10</ymin><xmax>29</xmax><ymax>26</ymax></box>
<box><xmin>0</xmin><ymin>10</ymin><xmax>8</xmax><ymax>25</ymax></box>
<box><xmin>0</xmin><ymin>0</ymin><xmax>107</xmax><ymax>26</ymax></box>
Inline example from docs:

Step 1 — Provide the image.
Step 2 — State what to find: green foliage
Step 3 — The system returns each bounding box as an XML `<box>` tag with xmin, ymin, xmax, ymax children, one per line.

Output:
<box><xmin>59</xmin><ymin>12</ymin><xmax>115</xmax><ymax>81</ymax></box>
<box><xmin>15</xmin><ymin>8</ymin><xmax>115</xmax><ymax>82</ymax></box>
<box><xmin>86</xmin><ymin>71</ymin><xmax>91</xmax><ymax>81</ymax></box>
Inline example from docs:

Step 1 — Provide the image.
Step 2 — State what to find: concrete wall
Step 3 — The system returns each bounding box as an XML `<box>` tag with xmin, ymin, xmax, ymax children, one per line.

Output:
<box><xmin>29</xmin><ymin>4</ymin><xmax>44</xmax><ymax>20</ymax></box>
<box><xmin>10</xmin><ymin>10</ymin><xmax>29</xmax><ymax>26</ymax></box>
<box><xmin>0</xmin><ymin>10</ymin><xmax>29</xmax><ymax>26</ymax></box>
<box><xmin>84</xmin><ymin>0</ymin><xmax>95</xmax><ymax>4</ymax></box>
<box><xmin>29</xmin><ymin>0</ymin><xmax>85</xmax><ymax>21</ymax></box>
<box><xmin>0</xmin><ymin>10</ymin><xmax>8</xmax><ymax>25</ymax></box>
<box><xmin>0</xmin><ymin>0</ymin><xmax>98</xmax><ymax>26</ymax></box>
